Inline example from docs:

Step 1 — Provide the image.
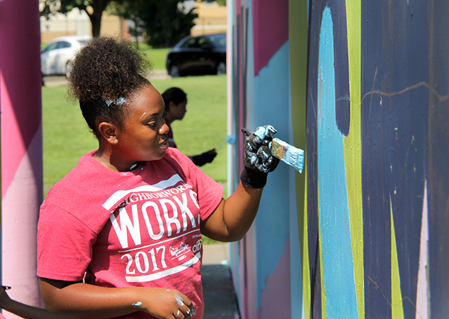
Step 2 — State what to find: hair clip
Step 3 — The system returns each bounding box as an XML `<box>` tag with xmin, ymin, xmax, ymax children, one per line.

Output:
<box><xmin>104</xmin><ymin>97</ymin><xmax>126</xmax><ymax>107</ymax></box>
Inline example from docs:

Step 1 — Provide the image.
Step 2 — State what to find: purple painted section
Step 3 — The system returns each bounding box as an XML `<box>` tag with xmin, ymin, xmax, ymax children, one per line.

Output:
<box><xmin>258</xmin><ymin>240</ymin><xmax>291</xmax><ymax>319</ymax></box>
<box><xmin>252</xmin><ymin>0</ymin><xmax>289</xmax><ymax>76</ymax></box>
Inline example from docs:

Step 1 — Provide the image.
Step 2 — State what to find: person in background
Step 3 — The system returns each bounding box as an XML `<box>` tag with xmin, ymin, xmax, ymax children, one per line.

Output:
<box><xmin>36</xmin><ymin>36</ymin><xmax>279</xmax><ymax>319</ymax></box>
<box><xmin>161</xmin><ymin>87</ymin><xmax>217</xmax><ymax>167</ymax></box>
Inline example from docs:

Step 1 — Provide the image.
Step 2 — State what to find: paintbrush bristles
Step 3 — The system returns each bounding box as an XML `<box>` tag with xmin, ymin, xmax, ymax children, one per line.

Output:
<box><xmin>271</xmin><ymin>138</ymin><xmax>304</xmax><ymax>173</ymax></box>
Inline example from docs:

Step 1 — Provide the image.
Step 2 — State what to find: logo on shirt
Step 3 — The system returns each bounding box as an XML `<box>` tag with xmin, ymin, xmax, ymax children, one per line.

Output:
<box><xmin>170</xmin><ymin>242</ymin><xmax>190</xmax><ymax>258</ymax></box>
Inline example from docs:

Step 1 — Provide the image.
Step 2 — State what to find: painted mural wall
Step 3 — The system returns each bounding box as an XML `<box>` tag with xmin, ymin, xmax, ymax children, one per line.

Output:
<box><xmin>228</xmin><ymin>0</ymin><xmax>449</xmax><ymax>318</ymax></box>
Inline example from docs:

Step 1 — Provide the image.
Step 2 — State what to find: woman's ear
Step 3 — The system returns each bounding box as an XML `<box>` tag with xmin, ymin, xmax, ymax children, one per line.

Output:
<box><xmin>167</xmin><ymin>101</ymin><xmax>176</xmax><ymax>112</ymax></box>
<box><xmin>98</xmin><ymin>122</ymin><xmax>119</xmax><ymax>144</ymax></box>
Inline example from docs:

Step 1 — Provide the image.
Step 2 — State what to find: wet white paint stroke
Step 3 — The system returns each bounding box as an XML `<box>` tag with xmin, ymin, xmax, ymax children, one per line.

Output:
<box><xmin>415</xmin><ymin>179</ymin><xmax>429</xmax><ymax>319</ymax></box>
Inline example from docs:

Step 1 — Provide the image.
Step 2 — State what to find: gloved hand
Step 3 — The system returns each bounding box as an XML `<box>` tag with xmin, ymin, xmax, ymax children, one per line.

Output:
<box><xmin>240</xmin><ymin>125</ymin><xmax>280</xmax><ymax>188</ymax></box>
<box><xmin>191</xmin><ymin>149</ymin><xmax>217</xmax><ymax>166</ymax></box>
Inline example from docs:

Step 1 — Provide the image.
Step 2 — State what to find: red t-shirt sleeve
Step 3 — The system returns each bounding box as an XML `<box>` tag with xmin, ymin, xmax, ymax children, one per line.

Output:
<box><xmin>168</xmin><ymin>148</ymin><xmax>223</xmax><ymax>222</ymax></box>
<box><xmin>37</xmin><ymin>203</ymin><xmax>97</xmax><ymax>281</ymax></box>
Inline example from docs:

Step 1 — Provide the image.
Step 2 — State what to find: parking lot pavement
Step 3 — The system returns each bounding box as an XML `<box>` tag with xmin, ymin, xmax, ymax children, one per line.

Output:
<box><xmin>43</xmin><ymin>70</ymin><xmax>171</xmax><ymax>88</ymax></box>
<box><xmin>202</xmin><ymin>243</ymin><xmax>241</xmax><ymax>319</ymax></box>
<box><xmin>42</xmin><ymin>76</ymin><xmax>68</xmax><ymax>87</ymax></box>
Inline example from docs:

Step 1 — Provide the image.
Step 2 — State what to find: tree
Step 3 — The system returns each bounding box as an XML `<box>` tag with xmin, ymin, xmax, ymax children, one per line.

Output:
<box><xmin>107</xmin><ymin>0</ymin><xmax>146</xmax><ymax>46</ymax></box>
<box><xmin>142</xmin><ymin>0</ymin><xmax>198</xmax><ymax>48</ymax></box>
<box><xmin>110</xmin><ymin>0</ymin><xmax>197</xmax><ymax>48</ymax></box>
<box><xmin>40</xmin><ymin>0</ymin><xmax>112</xmax><ymax>37</ymax></box>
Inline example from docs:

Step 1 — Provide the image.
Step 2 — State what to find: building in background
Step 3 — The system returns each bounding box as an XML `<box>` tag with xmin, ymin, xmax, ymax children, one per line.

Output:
<box><xmin>40</xmin><ymin>8</ymin><xmax>127</xmax><ymax>44</ymax></box>
<box><xmin>191</xmin><ymin>0</ymin><xmax>227</xmax><ymax>36</ymax></box>
<box><xmin>40</xmin><ymin>1</ymin><xmax>226</xmax><ymax>45</ymax></box>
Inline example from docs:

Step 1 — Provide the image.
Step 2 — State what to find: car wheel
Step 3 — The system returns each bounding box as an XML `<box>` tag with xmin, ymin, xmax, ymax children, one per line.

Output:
<box><xmin>216</xmin><ymin>62</ymin><xmax>226</xmax><ymax>75</ymax></box>
<box><xmin>169</xmin><ymin>65</ymin><xmax>181</xmax><ymax>78</ymax></box>
<box><xmin>65</xmin><ymin>60</ymin><xmax>73</xmax><ymax>78</ymax></box>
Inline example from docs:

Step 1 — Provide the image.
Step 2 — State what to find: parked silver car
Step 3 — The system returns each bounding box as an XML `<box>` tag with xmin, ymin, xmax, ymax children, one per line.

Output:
<box><xmin>41</xmin><ymin>35</ymin><xmax>91</xmax><ymax>77</ymax></box>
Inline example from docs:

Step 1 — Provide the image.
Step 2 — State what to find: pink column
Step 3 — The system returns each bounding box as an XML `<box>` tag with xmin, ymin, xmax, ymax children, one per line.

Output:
<box><xmin>0</xmin><ymin>0</ymin><xmax>43</xmax><ymax>316</ymax></box>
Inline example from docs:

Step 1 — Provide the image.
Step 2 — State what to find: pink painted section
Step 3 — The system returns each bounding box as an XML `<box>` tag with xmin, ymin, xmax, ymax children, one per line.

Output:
<box><xmin>235</xmin><ymin>0</ymin><xmax>241</xmax><ymax>16</ymax></box>
<box><xmin>236</xmin><ymin>226</ymin><xmax>258</xmax><ymax>319</ymax></box>
<box><xmin>238</xmin><ymin>240</ymin><xmax>247</xmax><ymax>318</ymax></box>
<box><xmin>258</xmin><ymin>240</ymin><xmax>291</xmax><ymax>319</ymax></box>
<box><xmin>0</xmin><ymin>0</ymin><xmax>43</xmax><ymax>316</ymax></box>
<box><xmin>246</xmin><ymin>228</ymin><xmax>257</xmax><ymax>319</ymax></box>
<box><xmin>252</xmin><ymin>0</ymin><xmax>289</xmax><ymax>76</ymax></box>
<box><xmin>0</xmin><ymin>0</ymin><xmax>42</xmax><ymax>198</ymax></box>
<box><xmin>3</xmin><ymin>127</ymin><xmax>44</xmax><ymax>316</ymax></box>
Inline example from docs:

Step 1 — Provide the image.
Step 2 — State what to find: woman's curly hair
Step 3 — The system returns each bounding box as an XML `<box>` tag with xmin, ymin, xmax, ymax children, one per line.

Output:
<box><xmin>68</xmin><ymin>36</ymin><xmax>152</xmax><ymax>138</ymax></box>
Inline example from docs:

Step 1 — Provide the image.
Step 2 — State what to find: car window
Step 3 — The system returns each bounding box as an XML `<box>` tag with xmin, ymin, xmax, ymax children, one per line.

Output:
<box><xmin>197</xmin><ymin>37</ymin><xmax>213</xmax><ymax>49</ymax></box>
<box><xmin>207</xmin><ymin>34</ymin><xmax>226</xmax><ymax>49</ymax></box>
<box><xmin>57</xmin><ymin>41</ymin><xmax>71</xmax><ymax>49</ymax></box>
<box><xmin>41</xmin><ymin>42</ymin><xmax>59</xmax><ymax>53</ymax></box>
<box><xmin>181</xmin><ymin>38</ymin><xmax>198</xmax><ymax>49</ymax></box>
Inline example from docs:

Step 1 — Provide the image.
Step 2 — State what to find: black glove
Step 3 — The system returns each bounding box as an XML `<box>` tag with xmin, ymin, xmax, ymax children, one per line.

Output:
<box><xmin>240</xmin><ymin>125</ymin><xmax>280</xmax><ymax>188</ymax></box>
<box><xmin>191</xmin><ymin>149</ymin><xmax>217</xmax><ymax>166</ymax></box>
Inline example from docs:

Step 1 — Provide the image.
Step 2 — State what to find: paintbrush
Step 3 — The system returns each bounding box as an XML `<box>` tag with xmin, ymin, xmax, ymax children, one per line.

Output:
<box><xmin>270</xmin><ymin>138</ymin><xmax>304</xmax><ymax>173</ymax></box>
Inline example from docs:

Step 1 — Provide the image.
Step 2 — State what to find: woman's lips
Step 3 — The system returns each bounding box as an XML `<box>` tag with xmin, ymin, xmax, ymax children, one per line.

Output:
<box><xmin>159</xmin><ymin>138</ymin><xmax>169</xmax><ymax>149</ymax></box>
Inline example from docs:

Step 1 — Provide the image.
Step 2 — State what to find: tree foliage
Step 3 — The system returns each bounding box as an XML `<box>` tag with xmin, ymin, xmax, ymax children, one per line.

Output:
<box><xmin>110</xmin><ymin>0</ymin><xmax>197</xmax><ymax>48</ymax></box>
<box><xmin>41</xmin><ymin>0</ymin><xmax>198</xmax><ymax>47</ymax></box>
<box><xmin>40</xmin><ymin>0</ymin><xmax>113</xmax><ymax>37</ymax></box>
<box><xmin>107</xmin><ymin>0</ymin><xmax>146</xmax><ymax>45</ymax></box>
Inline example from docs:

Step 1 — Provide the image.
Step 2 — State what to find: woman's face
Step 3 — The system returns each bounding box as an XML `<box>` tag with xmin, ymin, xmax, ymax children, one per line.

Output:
<box><xmin>115</xmin><ymin>84</ymin><xmax>169</xmax><ymax>166</ymax></box>
<box><xmin>172</xmin><ymin>98</ymin><xmax>187</xmax><ymax>120</ymax></box>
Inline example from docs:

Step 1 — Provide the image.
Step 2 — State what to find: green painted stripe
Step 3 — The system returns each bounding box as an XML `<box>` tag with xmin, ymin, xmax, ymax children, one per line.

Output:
<box><xmin>289</xmin><ymin>0</ymin><xmax>310</xmax><ymax>317</ymax></box>
<box><xmin>344</xmin><ymin>0</ymin><xmax>365</xmax><ymax>318</ymax></box>
<box><xmin>391</xmin><ymin>197</ymin><xmax>405</xmax><ymax>319</ymax></box>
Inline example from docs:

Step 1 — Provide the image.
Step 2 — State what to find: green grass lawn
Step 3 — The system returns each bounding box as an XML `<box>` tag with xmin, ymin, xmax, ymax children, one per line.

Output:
<box><xmin>137</xmin><ymin>43</ymin><xmax>171</xmax><ymax>71</ymax></box>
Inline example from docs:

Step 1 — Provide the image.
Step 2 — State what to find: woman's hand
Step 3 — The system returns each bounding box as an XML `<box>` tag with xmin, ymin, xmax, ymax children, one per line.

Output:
<box><xmin>240</xmin><ymin>125</ymin><xmax>279</xmax><ymax>188</ymax></box>
<box><xmin>140</xmin><ymin>288</ymin><xmax>195</xmax><ymax>319</ymax></box>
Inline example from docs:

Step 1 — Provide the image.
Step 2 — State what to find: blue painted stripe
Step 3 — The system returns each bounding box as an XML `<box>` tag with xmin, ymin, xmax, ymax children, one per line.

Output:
<box><xmin>317</xmin><ymin>7</ymin><xmax>358</xmax><ymax>318</ymax></box>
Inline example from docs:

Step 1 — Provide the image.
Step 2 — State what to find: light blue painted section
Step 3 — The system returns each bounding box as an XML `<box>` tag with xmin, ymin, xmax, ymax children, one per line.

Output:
<box><xmin>288</xmin><ymin>41</ymin><xmax>305</xmax><ymax>319</ymax></box>
<box><xmin>246</xmin><ymin>0</ymin><xmax>256</xmax><ymax>139</ymax></box>
<box><xmin>289</xmin><ymin>173</ymin><xmax>305</xmax><ymax>319</ymax></box>
<box><xmin>253</xmin><ymin>41</ymin><xmax>291</xmax><ymax>309</ymax></box>
<box><xmin>317</xmin><ymin>7</ymin><xmax>358</xmax><ymax>318</ymax></box>
<box><xmin>307</xmin><ymin>0</ymin><xmax>310</xmax><ymax>24</ymax></box>
<box><xmin>226</xmin><ymin>0</ymin><xmax>234</xmax><ymax>199</ymax></box>
<box><xmin>227</xmin><ymin>0</ymin><xmax>241</xmax><ymax>305</ymax></box>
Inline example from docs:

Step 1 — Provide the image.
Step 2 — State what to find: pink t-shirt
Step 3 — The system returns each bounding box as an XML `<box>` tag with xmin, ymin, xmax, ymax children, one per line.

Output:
<box><xmin>37</xmin><ymin>148</ymin><xmax>223</xmax><ymax>319</ymax></box>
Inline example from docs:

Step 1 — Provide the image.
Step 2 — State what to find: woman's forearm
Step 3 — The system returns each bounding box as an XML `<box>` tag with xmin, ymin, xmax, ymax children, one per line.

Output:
<box><xmin>201</xmin><ymin>182</ymin><xmax>263</xmax><ymax>242</ymax></box>
<box><xmin>39</xmin><ymin>278</ymin><xmax>193</xmax><ymax>319</ymax></box>
<box><xmin>40</xmin><ymin>279</ymin><xmax>143</xmax><ymax>319</ymax></box>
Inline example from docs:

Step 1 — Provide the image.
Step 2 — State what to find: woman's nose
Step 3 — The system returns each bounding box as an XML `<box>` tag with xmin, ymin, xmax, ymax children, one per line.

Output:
<box><xmin>159</xmin><ymin>123</ymin><xmax>169</xmax><ymax>135</ymax></box>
